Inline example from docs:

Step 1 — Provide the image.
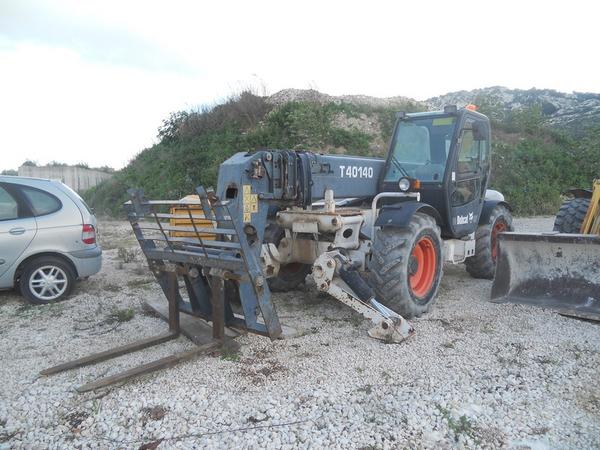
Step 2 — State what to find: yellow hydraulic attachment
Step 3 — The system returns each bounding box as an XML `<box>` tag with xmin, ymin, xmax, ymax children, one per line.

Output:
<box><xmin>580</xmin><ymin>180</ymin><xmax>600</xmax><ymax>234</ymax></box>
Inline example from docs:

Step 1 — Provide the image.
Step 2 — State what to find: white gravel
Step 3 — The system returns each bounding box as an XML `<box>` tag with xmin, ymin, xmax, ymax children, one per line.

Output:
<box><xmin>0</xmin><ymin>217</ymin><xmax>598</xmax><ymax>449</ymax></box>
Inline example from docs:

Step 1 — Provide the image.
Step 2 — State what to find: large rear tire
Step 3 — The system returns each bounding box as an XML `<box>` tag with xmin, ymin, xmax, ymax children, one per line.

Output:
<box><xmin>368</xmin><ymin>213</ymin><xmax>443</xmax><ymax>318</ymax></box>
<box><xmin>465</xmin><ymin>204</ymin><xmax>513</xmax><ymax>279</ymax></box>
<box><xmin>264</xmin><ymin>224</ymin><xmax>311</xmax><ymax>292</ymax></box>
<box><xmin>553</xmin><ymin>197</ymin><xmax>590</xmax><ymax>233</ymax></box>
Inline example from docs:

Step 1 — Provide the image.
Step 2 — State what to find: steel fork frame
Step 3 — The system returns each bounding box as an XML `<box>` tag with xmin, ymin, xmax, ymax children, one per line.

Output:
<box><xmin>40</xmin><ymin>272</ymin><xmax>223</xmax><ymax>392</ymax></box>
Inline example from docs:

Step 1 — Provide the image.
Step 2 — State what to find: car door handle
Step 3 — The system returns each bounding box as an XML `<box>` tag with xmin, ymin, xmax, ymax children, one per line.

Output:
<box><xmin>9</xmin><ymin>227</ymin><xmax>26</xmax><ymax>235</ymax></box>
<box><xmin>0</xmin><ymin>259</ymin><xmax>5</xmax><ymax>265</ymax></box>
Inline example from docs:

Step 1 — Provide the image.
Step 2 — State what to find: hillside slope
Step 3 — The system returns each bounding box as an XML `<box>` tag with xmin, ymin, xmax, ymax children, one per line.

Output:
<box><xmin>85</xmin><ymin>87</ymin><xmax>600</xmax><ymax>217</ymax></box>
<box><xmin>427</xmin><ymin>86</ymin><xmax>600</xmax><ymax>135</ymax></box>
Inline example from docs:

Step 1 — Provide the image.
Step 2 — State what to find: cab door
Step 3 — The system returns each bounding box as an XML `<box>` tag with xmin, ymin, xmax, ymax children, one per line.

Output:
<box><xmin>448</xmin><ymin>116</ymin><xmax>491</xmax><ymax>237</ymax></box>
<box><xmin>0</xmin><ymin>184</ymin><xmax>37</xmax><ymax>279</ymax></box>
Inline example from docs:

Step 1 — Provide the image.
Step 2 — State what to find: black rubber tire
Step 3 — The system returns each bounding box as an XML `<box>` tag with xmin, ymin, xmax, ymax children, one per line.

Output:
<box><xmin>367</xmin><ymin>213</ymin><xmax>443</xmax><ymax>318</ymax></box>
<box><xmin>553</xmin><ymin>197</ymin><xmax>590</xmax><ymax>233</ymax></box>
<box><xmin>19</xmin><ymin>256</ymin><xmax>75</xmax><ymax>305</ymax></box>
<box><xmin>263</xmin><ymin>224</ymin><xmax>311</xmax><ymax>292</ymax></box>
<box><xmin>465</xmin><ymin>204</ymin><xmax>513</xmax><ymax>280</ymax></box>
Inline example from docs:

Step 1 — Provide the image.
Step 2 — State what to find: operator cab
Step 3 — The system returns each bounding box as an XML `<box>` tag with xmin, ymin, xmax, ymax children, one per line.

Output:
<box><xmin>380</xmin><ymin>105</ymin><xmax>491</xmax><ymax>238</ymax></box>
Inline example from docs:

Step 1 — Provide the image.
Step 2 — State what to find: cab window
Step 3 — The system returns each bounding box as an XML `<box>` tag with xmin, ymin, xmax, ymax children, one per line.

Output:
<box><xmin>452</xmin><ymin>119</ymin><xmax>489</xmax><ymax>207</ymax></box>
<box><xmin>451</xmin><ymin>179</ymin><xmax>478</xmax><ymax>206</ymax></box>
<box><xmin>384</xmin><ymin>116</ymin><xmax>456</xmax><ymax>183</ymax></box>
<box><xmin>0</xmin><ymin>186</ymin><xmax>19</xmax><ymax>221</ymax></box>
<box><xmin>456</xmin><ymin>121</ymin><xmax>489</xmax><ymax>174</ymax></box>
<box><xmin>457</xmin><ymin>130</ymin><xmax>479</xmax><ymax>173</ymax></box>
<box><xmin>19</xmin><ymin>186</ymin><xmax>62</xmax><ymax>216</ymax></box>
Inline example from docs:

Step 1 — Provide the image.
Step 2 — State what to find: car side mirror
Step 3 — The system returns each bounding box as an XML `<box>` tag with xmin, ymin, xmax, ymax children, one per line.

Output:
<box><xmin>472</xmin><ymin>121</ymin><xmax>487</xmax><ymax>141</ymax></box>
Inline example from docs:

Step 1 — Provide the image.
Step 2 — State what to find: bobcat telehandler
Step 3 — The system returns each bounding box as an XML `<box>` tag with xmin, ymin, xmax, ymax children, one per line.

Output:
<box><xmin>123</xmin><ymin>104</ymin><xmax>512</xmax><ymax>344</ymax></box>
<box><xmin>41</xmin><ymin>105</ymin><xmax>516</xmax><ymax>392</ymax></box>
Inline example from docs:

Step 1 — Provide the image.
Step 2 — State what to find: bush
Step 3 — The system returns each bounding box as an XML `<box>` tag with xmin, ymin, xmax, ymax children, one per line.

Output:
<box><xmin>84</xmin><ymin>94</ymin><xmax>599</xmax><ymax>217</ymax></box>
<box><xmin>490</xmin><ymin>124</ymin><xmax>597</xmax><ymax>215</ymax></box>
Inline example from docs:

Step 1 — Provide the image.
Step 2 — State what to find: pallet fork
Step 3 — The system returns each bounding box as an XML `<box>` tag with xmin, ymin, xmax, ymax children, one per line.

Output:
<box><xmin>41</xmin><ymin>187</ymin><xmax>283</xmax><ymax>391</ymax></box>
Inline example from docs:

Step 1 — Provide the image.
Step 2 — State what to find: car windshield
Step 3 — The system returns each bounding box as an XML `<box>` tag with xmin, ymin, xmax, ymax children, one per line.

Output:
<box><xmin>384</xmin><ymin>115</ymin><xmax>456</xmax><ymax>183</ymax></box>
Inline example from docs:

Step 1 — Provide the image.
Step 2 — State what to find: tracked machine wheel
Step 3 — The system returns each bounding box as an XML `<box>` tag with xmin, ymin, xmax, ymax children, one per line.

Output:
<box><xmin>368</xmin><ymin>212</ymin><xmax>443</xmax><ymax>318</ymax></box>
<box><xmin>466</xmin><ymin>204</ymin><xmax>513</xmax><ymax>279</ymax></box>
<box><xmin>553</xmin><ymin>197</ymin><xmax>591</xmax><ymax>233</ymax></box>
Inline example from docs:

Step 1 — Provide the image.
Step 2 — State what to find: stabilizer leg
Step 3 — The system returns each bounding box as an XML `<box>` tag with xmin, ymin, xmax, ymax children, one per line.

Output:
<box><xmin>312</xmin><ymin>252</ymin><xmax>414</xmax><ymax>343</ymax></box>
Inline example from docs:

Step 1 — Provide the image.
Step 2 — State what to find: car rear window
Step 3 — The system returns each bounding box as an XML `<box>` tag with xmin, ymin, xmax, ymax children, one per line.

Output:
<box><xmin>59</xmin><ymin>182</ymin><xmax>94</xmax><ymax>215</ymax></box>
<box><xmin>20</xmin><ymin>185</ymin><xmax>62</xmax><ymax>216</ymax></box>
<box><xmin>0</xmin><ymin>186</ymin><xmax>19</xmax><ymax>220</ymax></box>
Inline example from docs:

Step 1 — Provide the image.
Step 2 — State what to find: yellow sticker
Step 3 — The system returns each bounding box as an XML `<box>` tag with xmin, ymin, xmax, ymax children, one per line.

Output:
<box><xmin>242</xmin><ymin>185</ymin><xmax>258</xmax><ymax>222</ymax></box>
<box><xmin>433</xmin><ymin>117</ymin><xmax>455</xmax><ymax>126</ymax></box>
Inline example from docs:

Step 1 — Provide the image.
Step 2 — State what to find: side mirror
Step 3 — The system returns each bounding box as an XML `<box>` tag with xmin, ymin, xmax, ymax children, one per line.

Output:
<box><xmin>472</xmin><ymin>120</ymin><xmax>488</xmax><ymax>141</ymax></box>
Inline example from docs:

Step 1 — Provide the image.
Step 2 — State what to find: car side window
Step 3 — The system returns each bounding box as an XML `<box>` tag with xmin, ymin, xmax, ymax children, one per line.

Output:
<box><xmin>19</xmin><ymin>186</ymin><xmax>62</xmax><ymax>216</ymax></box>
<box><xmin>0</xmin><ymin>186</ymin><xmax>19</xmax><ymax>221</ymax></box>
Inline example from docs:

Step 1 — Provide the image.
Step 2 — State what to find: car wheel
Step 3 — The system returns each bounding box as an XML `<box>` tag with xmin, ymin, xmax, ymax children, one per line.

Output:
<box><xmin>19</xmin><ymin>256</ymin><xmax>75</xmax><ymax>304</ymax></box>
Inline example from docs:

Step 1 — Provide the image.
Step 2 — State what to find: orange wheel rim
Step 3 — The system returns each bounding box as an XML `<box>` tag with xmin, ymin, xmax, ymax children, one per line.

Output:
<box><xmin>409</xmin><ymin>236</ymin><xmax>437</xmax><ymax>298</ymax></box>
<box><xmin>491</xmin><ymin>220</ymin><xmax>507</xmax><ymax>261</ymax></box>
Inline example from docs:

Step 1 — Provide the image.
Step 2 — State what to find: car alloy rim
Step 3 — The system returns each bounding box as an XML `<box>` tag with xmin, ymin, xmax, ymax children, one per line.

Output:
<box><xmin>29</xmin><ymin>265</ymin><xmax>68</xmax><ymax>301</ymax></box>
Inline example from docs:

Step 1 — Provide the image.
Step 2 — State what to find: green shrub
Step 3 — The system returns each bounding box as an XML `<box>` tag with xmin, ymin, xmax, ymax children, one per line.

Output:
<box><xmin>490</xmin><ymin>111</ymin><xmax>597</xmax><ymax>215</ymax></box>
<box><xmin>84</xmin><ymin>94</ymin><xmax>599</xmax><ymax>217</ymax></box>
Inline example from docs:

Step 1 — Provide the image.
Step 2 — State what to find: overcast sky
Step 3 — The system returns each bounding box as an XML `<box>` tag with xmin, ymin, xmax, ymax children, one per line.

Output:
<box><xmin>1</xmin><ymin>0</ymin><xmax>599</xmax><ymax>171</ymax></box>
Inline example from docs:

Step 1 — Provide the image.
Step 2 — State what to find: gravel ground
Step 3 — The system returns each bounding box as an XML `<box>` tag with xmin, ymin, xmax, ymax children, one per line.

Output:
<box><xmin>0</xmin><ymin>217</ymin><xmax>598</xmax><ymax>449</ymax></box>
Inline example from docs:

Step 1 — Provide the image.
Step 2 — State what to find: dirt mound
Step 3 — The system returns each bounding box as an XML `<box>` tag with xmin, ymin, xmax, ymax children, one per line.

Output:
<box><xmin>268</xmin><ymin>88</ymin><xmax>417</xmax><ymax>109</ymax></box>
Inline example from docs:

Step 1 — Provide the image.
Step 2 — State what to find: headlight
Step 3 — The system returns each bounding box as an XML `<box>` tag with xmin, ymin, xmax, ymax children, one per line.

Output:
<box><xmin>398</xmin><ymin>177</ymin><xmax>410</xmax><ymax>191</ymax></box>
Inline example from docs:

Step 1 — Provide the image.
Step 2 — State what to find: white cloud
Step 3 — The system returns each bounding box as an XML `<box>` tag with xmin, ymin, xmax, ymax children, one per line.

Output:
<box><xmin>0</xmin><ymin>42</ymin><xmax>210</xmax><ymax>170</ymax></box>
<box><xmin>0</xmin><ymin>0</ymin><xmax>599</xmax><ymax>171</ymax></box>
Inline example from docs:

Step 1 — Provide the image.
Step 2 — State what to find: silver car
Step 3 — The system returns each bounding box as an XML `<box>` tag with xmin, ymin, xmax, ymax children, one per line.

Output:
<box><xmin>0</xmin><ymin>176</ymin><xmax>102</xmax><ymax>304</ymax></box>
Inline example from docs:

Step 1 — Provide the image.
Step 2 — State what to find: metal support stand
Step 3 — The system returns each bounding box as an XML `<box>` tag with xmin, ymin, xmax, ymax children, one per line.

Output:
<box><xmin>312</xmin><ymin>251</ymin><xmax>414</xmax><ymax>343</ymax></box>
<box><xmin>167</xmin><ymin>271</ymin><xmax>180</xmax><ymax>333</ymax></box>
<box><xmin>208</xmin><ymin>275</ymin><xmax>225</xmax><ymax>340</ymax></box>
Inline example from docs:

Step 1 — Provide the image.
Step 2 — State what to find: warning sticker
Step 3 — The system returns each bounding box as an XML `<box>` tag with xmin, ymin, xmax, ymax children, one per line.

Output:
<box><xmin>433</xmin><ymin>117</ymin><xmax>455</xmax><ymax>126</ymax></box>
<box><xmin>242</xmin><ymin>184</ymin><xmax>258</xmax><ymax>223</ymax></box>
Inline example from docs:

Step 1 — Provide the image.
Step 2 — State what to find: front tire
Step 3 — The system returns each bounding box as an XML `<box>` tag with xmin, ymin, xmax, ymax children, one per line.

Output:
<box><xmin>368</xmin><ymin>213</ymin><xmax>443</xmax><ymax>318</ymax></box>
<box><xmin>553</xmin><ymin>197</ymin><xmax>590</xmax><ymax>233</ymax></box>
<box><xmin>19</xmin><ymin>256</ymin><xmax>75</xmax><ymax>304</ymax></box>
<box><xmin>465</xmin><ymin>204</ymin><xmax>513</xmax><ymax>279</ymax></box>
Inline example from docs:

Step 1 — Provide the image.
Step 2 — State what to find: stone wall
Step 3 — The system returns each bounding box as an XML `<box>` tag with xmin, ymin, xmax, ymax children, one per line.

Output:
<box><xmin>18</xmin><ymin>165</ymin><xmax>113</xmax><ymax>193</ymax></box>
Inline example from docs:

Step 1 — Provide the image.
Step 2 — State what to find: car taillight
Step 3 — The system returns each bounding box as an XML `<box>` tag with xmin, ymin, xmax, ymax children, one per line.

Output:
<box><xmin>82</xmin><ymin>224</ymin><xmax>96</xmax><ymax>245</ymax></box>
